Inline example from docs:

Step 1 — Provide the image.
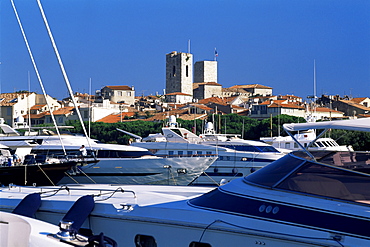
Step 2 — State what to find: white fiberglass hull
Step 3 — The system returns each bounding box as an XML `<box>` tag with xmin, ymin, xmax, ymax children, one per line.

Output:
<box><xmin>58</xmin><ymin>156</ymin><xmax>217</xmax><ymax>185</ymax></box>
<box><xmin>0</xmin><ymin>183</ymin><xmax>367</xmax><ymax>247</ymax></box>
<box><xmin>0</xmin><ymin>211</ymin><xmax>78</xmax><ymax>247</ymax></box>
<box><xmin>132</xmin><ymin>142</ymin><xmax>284</xmax><ymax>185</ymax></box>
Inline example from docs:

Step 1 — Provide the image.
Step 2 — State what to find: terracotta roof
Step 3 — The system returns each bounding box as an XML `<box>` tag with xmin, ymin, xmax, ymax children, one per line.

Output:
<box><xmin>25</xmin><ymin>112</ymin><xmax>48</xmax><ymax>119</ymax></box>
<box><xmin>278</xmin><ymin>95</ymin><xmax>302</xmax><ymax>100</ymax></box>
<box><xmin>224</xmin><ymin>96</ymin><xmax>239</xmax><ymax>103</ymax></box>
<box><xmin>0</xmin><ymin>92</ymin><xmax>33</xmax><ymax>106</ymax></box>
<box><xmin>229</xmin><ymin>84</ymin><xmax>272</xmax><ymax>89</ymax></box>
<box><xmin>351</xmin><ymin>97</ymin><xmax>369</xmax><ymax>104</ymax></box>
<box><xmin>104</xmin><ymin>86</ymin><xmax>133</xmax><ymax>91</ymax></box>
<box><xmin>311</xmin><ymin>107</ymin><xmax>343</xmax><ymax>113</ymax></box>
<box><xmin>30</xmin><ymin>104</ymin><xmax>46</xmax><ymax>110</ymax></box>
<box><xmin>97</xmin><ymin>112</ymin><xmax>135</xmax><ymax>123</ymax></box>
<box><xmin>165</xmin><ymin>92</ymin><xmax>192</xmax><ymax>96</ymax></box>
<box><xmin>193</xmin><ymin>82</ymin><xmax>222</xmax><ymax>89</ymax></box>
<box><xmin>339</xmin><ymin>99</ymin><xmax>370</xmax><ymax>111</ymax></box>
<box><xmin>50</xmin><ymin>107</ymin><xmax>74</xmax><ymax>115</ymax></box>
<box><xmin>198</xmin><ymin>97</ymin><xmax>227</xmax><ymax>104</ymax></box>
<box><xmin>268</xmin><ymin>103</ymin><xmax>305</xmax><ymax>109</ymax></box>
<box><xmin>222</xmin><ymin>88</ymin><xmax>249</xmax><ymax>93</ymax></box>
<box><xmin>187</xmin><ymin>104</ymin><xmax>213</xmax><ymax>111</ymax></box>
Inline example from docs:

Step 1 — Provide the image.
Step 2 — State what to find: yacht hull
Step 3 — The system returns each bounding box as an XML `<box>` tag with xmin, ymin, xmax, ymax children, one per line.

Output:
<box><xmin>58</xmin><ymin>156</ymin><xmax>217</xmax><ymax>185</ymax></box>
<box><xmin>0</xmin><ymin>182</ymin><xmax>368</xmax><ymax>246</ymax></box>
<box><xmin>0</xmin><ymin>161</ymin><xmax>76</xmax><ymax>186</ymax></box>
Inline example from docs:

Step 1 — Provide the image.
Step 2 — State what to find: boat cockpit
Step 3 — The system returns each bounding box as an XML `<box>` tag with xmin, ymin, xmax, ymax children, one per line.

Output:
<box><xmin>244</xmin><ymin>151</ymin><xmax>370</xmax><ymax>203</ymax></box>
<box><xmin>216</xmin><ymin>144</ymin><xmax>279</xmax><ymax>153</ymax></box>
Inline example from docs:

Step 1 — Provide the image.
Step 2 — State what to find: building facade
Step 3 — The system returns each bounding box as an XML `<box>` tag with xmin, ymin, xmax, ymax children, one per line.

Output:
<box><xmin>165</xmin><ymin>51</ymin><xmax>193</xmax><ymax>96</ymax></box>
<box><xmin>96</xmin><ymin>86</ymin><xmax>135</xmax><ymax>106</ymax></box>
<box><xmin>194</xmin><ymin>61</ymin><xmax>217</xmax><ymax>83</ymax></box>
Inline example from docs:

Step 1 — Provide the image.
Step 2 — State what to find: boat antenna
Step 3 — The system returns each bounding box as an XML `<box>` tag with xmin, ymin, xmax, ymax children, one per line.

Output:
<box><xmin>10</xmin><ymin>0</ymin><xmax>67</xmax><ymax>155</ymax></box>
<box><xmin>36</xmin><ymin>0</ymin><xmax>93</xmax><ymax>150</ymax></box>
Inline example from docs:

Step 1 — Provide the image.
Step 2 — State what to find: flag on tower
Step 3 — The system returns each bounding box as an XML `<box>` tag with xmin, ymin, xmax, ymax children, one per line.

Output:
<box><xmin>214</xmin><ymin>48</ymin><xmax>218</xmax><ymax>61</ymax></box>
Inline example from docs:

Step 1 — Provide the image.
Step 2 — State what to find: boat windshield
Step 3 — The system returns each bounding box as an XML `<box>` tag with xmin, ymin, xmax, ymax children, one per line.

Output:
<box><xmin>218</xmin><ymin>144</ymin><xmax>279</xmax><ymax>153</ymax></box>
<box><xmin>244</xmin><ymin>151</ymin><xmax>370</xmax><ymax>202</ymax></box>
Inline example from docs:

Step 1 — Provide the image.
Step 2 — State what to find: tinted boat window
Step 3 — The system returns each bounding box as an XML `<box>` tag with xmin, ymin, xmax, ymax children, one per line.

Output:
<box><xmin>220</xmin><ymin>145</ymin><xmax>278</xmax><ymax>153</ymax></box>
<box><xmin>277</xmin><ymin>161</ymin><xmax>370</xmax><ymax>201</ymax></box>
<box><xmin>96</xmin><ymin>150</ymin><xmax>153</xmax><ymax>158</ymax></box>
<box><xmin>244</xmin><ymin>154</ymin><xmax>304</xmax><ymax>187</ymax></box>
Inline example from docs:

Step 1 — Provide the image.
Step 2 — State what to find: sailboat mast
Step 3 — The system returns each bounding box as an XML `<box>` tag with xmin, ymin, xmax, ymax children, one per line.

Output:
<box><xmin>36</xmin><ymin>0</ymin><xmax>93</xmax><ymax>150</ymax></box>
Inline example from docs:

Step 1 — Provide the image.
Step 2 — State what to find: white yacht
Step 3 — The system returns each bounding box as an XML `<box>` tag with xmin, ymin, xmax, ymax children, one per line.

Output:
<box><xmin>0</xmin><ymin>120</ymin><xmax>216</xmax><ymax>185</ymax></box>
<box><xmin>129</xmin><ymin>116</ymin><xmax>285</xmax><ymax>185</ymax></box>
<box><xmin>1</xmin><ymin>118</ymin><xmax>370</xmax><ymax>246</ymax></box>
<box><xmin>260</xmin><ymin>128</ymin><xmax>354</xmax><ymax>153</ymax></box>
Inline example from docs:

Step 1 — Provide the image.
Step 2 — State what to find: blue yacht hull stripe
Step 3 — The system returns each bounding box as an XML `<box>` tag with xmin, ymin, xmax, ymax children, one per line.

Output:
<box><xmin>189</xmin><ymin>189</ymin><xmax>370</xmax><ymax>239</ymax></box>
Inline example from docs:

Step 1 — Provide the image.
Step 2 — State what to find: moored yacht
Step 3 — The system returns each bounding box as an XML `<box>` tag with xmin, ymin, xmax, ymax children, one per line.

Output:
<box><xmin>129</xmin><ymin>116</ymin><xmax>284</xmax><ymax>185</ymax></box>
<box><xmin>260</xmin><ymin>128</ymin><xmax>353</xmax><ymax>153</ymax></box>
<box><xmin>0</xmin><ymin>120</ymin><xmax>216</xmax><ymax>185</ymax></box>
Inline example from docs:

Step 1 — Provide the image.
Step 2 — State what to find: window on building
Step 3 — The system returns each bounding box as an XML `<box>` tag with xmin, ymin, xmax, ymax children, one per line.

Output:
<box><xmin>173</xmin><ymin>66</ymin><xmax>176</xmax><ymax>77</ymax></box>
<box><xmin>127</xmin><ymin>92</ymin><xmax>131</xmax><ymax>96</ymax></box>
<box><xmin>186</xmin><ymin>65</ymin><xmax>189</xmax><ymax>77</ymax></box>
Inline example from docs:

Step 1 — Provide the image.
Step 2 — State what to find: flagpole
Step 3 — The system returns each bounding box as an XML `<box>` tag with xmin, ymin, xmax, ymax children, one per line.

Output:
<box><xmin>214</xmin><ymin>47</ymin><xmax>218</xmax><ymax>61</ymax></box>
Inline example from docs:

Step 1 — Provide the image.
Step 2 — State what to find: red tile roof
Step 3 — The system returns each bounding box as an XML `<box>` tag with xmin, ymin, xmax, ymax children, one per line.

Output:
<box><xmin>97</xmin><ymin>112</ymin><xmax>135</xmax><ymax>123</ymax></box>
<box><xmin>165</xmin><ymin>92</ymin><xmax>192</xmax><ymax>96</ymax></box>
<box><xmin>230</xmin><ymin>84</ymin><xmax>272</xmax><ymax>89</ymax></box>
<box><xmin>198</xmin><ymin>97</ymin><xmax>227</xmax><ymax>104</ymax></box>
<box><xmin>104</xmin><ymin>86</ymin><xmax>133</xmax><ymax>91</ymax></box>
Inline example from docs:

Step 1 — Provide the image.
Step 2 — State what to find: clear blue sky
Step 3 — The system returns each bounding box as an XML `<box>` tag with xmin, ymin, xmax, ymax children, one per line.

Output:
<box><xmin>1</xmin><ymin>0</ymin><xmax>369</xmax><ymax>101</ymax></box>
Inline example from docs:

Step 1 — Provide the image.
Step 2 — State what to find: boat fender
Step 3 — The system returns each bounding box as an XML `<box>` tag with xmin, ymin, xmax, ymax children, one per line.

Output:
<box><xmin>87</xmin><ymin>232</ymin><xmax>117</xmax><ymax>247</ymax></box>
<box><xmin>62</xmin><ymin>195</ymin><xmax>95</xmax><ymax>232</ymax></box>
<box><xmin>12</xmin><ymin>193</ymin><xmax>41</xmax><ymax>218</ymax></box>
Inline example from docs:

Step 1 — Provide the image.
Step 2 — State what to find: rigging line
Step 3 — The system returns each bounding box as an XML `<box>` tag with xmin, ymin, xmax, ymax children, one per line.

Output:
<box><xmin>10</xmin><ymin>0</ymin><xmax>68</xmax><ymax>156</ymax></box>
<box><xmin>76</xmin><ymin>165</ymin><xmax>97</xmax><ymax>184</ymax></box>
<box><xmin>64</xmin><ymin>171</ymin><xmax>80</xmax><ymax>184</ymax></box>
<box><xmin>36</xmin><ymin>163</ymin><xmax>55</xmax><ymax>186</ymax></box>
<box><xmin>36</xmin><ymin>0</ymin><xmax>94</xmax><ymax>154</ymax></box>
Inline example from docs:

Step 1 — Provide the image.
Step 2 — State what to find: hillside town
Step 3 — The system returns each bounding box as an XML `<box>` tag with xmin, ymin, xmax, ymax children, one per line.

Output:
<box><xmin>1</xmin><ymin>51</ymin><xmax>369</xmax><ymax>128</ymax></box>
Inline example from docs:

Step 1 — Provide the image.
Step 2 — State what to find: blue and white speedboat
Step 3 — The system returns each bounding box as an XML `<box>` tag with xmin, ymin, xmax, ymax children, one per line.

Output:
<box><xmin>1</xmin><ymin>118</ymin><xmax>369</xmax><ymax>246</ymax></box>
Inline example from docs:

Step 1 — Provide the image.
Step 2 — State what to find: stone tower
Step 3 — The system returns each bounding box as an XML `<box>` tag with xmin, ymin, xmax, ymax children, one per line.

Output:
<box><xmin>194</xmin><ymin>60</ymin><xmax>218</xmax><ymax>83</ymax></box>
<box><xmin>166</xmin><ymin>51</ymin><xmax>193</xmax><ymax>96</ymax></box>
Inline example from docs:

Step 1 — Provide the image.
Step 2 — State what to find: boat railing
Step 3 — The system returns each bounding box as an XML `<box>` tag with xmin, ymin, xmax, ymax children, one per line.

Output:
<box><xmin>7</xmin><ymin>184</ymin><xmax>137</xmax><ymax>203</ymax></box>
<box><xmin>156</xmin><ymin>154</ymin><xmax>218</xmax><ymax>159</ymax></box>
